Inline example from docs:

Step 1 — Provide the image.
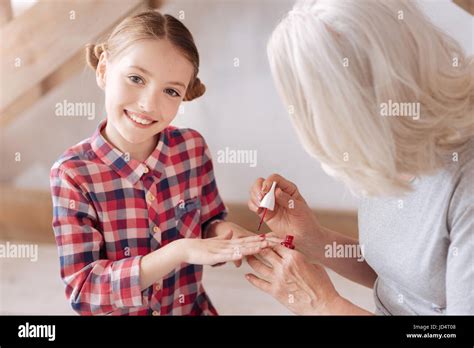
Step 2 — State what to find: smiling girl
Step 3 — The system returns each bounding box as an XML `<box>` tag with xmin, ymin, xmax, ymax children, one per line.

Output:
<box><xmin>50</xmin><ymin>10</ymin><xmax>269</xmax><ymax>316</ymax></box>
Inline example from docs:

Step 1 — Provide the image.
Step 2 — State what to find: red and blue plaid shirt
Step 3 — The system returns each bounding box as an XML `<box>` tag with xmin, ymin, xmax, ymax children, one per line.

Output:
<box><xmin>50</xmin><ymin>120</ymin><xmax>227</xmax><ymax>315</ymax></box>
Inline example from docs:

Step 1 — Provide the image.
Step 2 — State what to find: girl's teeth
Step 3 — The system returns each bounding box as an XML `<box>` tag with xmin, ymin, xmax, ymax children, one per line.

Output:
<box><xmin>128</xmin><ymin>112</ymin><xmax>152</xmax><ymax>125</ymax></box>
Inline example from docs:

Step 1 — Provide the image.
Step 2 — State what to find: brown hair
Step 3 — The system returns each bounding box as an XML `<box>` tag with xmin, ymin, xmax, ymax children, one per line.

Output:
<box><xmin>85</xmin><ymin>10</ymin><xmax>205</xmax><ymax>101</ymax></box>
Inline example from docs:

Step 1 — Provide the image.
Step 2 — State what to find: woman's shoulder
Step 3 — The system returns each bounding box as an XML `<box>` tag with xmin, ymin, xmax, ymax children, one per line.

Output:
<box><xmin>443</xmin><ymin>138</ymin><xmax>474</xmax><ymax>228</ymax></box>
<box><xmin>444</xmin><ymin>137</ymin><xmax>474</xmax><ymax>183</ymax></box>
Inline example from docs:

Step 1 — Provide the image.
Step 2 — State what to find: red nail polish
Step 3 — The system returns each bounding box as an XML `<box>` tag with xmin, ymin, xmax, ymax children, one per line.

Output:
<box><xmin>281</xmin><ymin>235</ymin><xmax>295</xmax><ymax>249</ymax></box>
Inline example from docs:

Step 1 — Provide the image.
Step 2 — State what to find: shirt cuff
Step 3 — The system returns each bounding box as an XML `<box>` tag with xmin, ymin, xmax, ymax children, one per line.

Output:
<box><xmin>111</xmin><ymin>255</ymin><xmax>147</xmax><ymax>309</ymax></box>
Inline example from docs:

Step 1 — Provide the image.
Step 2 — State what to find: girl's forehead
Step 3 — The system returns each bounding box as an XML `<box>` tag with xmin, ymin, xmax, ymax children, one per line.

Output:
<box><xmin>116</xmin><ymin>39</ymin><xmax>194</xmax><ymax>81</ymax></box>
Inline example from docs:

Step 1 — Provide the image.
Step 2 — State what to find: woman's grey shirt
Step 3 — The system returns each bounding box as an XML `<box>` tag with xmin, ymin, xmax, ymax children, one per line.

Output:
<box><xmin>359</xmin><ymin>139</ymin><xmax>473</xmax><ymax>315</ymax></box>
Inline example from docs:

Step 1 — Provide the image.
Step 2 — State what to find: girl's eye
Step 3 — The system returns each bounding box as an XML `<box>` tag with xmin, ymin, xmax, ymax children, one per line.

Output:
<box><xmin>164</xmin><ymin>88</ymin><xmax>180</xmax><ymax>98</ymax></box>
<box><xmin>128</xmin><ymin>75</ymin><xmax>144</xmax><ymax>85</ymax></box>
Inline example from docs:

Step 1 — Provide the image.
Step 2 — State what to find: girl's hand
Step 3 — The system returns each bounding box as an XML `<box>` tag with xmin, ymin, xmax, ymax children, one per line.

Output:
<box><xmin>208</xmin><ymin>221</ymin><xmax>256</xmax><ymax>239</ymax></box>
<box><xmin>245</xmin><ymin>245</ymin><xmax>341</xmax><ymax>315</ymax></box>
<box><xmin>248</xmin><ymin>174</ymin><xmax>324</xmax><ymax>262</ymax></box>
<box><xmin>207</xmin><ymin>221</ymin><xmax>283</xmax><ymax>267</ymax></box>
<box><xmin>180</xmin><ymin>230</ymin><xmax>273</xmax><ymax>266</ymax></box>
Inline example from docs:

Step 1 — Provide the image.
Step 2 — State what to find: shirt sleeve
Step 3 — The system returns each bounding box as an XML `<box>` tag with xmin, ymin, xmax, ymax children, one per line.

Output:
<box><xmin>199</xmin><ymin>139</ymin><xmax>228</xmax><ymax>233</ymax></box>
<box><xmin>50</xmin><ymin>165</ymin><xmax>147</xmax><ymax>315</ymax></box>
<box><xmin>446</xmin><ymin>160</ymin><xmax>474</xmax><ymax>315</ymax></box>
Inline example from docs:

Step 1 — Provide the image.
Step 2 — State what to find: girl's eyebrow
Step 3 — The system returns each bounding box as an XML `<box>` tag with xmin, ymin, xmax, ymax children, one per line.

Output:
<box><xmin>128</xmin><ymin>65</ymin><xmax>187</xmax><ymax>89</ymax></box>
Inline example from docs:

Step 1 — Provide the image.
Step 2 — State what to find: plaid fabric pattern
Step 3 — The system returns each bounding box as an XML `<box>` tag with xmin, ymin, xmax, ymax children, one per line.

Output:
<box><xmin>50</xmin><ymin>120</ymin><xmax>227</xmax><ymax>315</ymax></box>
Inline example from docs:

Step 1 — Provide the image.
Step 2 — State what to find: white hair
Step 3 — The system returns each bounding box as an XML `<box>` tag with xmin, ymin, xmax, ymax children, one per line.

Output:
<box><xmin>267</xmin><ymin>0</ymin><xmax>473</xmax><ymax>196</ymax></box>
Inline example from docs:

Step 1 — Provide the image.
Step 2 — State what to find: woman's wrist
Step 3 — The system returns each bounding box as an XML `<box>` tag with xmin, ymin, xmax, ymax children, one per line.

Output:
<box><xmin>297</xmin><ymin>220</ymin><xmax>331</xmax><ymax>264</ymax></box>
<box><xmin>313</xmin><ymin>224</ymin><xmax>331</xmax><ymax>261</ymax></box>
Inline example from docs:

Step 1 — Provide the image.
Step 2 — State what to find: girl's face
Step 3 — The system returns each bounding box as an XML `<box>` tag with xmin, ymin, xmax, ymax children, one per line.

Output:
<box><xmin>97</xmin><ymin>39</ymin><xmax>195</xmax><ymax>144</ymax></box>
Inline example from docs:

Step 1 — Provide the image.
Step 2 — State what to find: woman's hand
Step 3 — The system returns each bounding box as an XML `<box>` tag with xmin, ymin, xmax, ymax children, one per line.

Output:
<box><xmin>248</xmin><ymin>174</ymin><xmax>325</xmax><ymax>262</ymax></box>
<box><xmin>245</xmin><ymin>245</ymin><xmax>371</xmax><ymax>315</ymax></box>
<box><xmin>180</xmin><ymin>230</ymin><xmax>274</xmax><ymax>266</ymax></box>
<box><xmin>245</xmin><ymin>245</ymin><xmax>340</xmax><ymax>314</ymax></box>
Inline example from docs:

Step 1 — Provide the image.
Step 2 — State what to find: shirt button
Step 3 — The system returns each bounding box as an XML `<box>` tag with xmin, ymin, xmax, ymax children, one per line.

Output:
<box><xmin>143</xmin><ymin>166</ymin><xmax>149</xmax><ymax>174</ymax></box>
<box><xmin>153</xmin><ymin>226</ymin><xmax>161</xmax><ymax>233</ymax></box>
<box><xmin>146</xmin><ymin>192</ymin><xmax>155</xmax><ymax>203</ymax></box>
<box><xmin>152</xmin><ymin>310</ymin><xmax>160</xmax><ymax>316</ymax></box>
<box><xmin>155</xmin><ymin>283</ymin><xmax>161</xmax><ymax>291</ymax></box>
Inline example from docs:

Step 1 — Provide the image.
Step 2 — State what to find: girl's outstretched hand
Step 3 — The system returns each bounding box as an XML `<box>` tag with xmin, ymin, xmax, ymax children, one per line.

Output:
<box><xmin>207</xmin><ymin>221</ymin><xmax>283</xmax><ymax>267</ymax></box>
<box><xmin>180</xmin><ymin>230</ymin><xmax>275</xmax><ymax>266</ymax></box>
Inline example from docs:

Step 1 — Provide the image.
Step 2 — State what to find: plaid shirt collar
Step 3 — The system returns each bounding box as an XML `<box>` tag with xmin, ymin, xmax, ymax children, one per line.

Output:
<box><xmin>90</xmin><ymin>120</ymin><xmax>169</xmax><ymax>185</ymax></box>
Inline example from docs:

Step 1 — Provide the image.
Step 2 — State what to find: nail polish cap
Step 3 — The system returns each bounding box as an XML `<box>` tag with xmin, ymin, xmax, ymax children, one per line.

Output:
<box><xmin>259</xmin><ymin>181</ymin><xmax>277</xmax><ymax>211</ymax></box>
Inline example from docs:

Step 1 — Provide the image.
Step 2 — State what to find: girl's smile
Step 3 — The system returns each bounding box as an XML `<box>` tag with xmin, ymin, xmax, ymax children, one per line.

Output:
<box><xmin>124</xmin><ymin>109</ymin><xmax>158</xmax><ymax>128</ymax></box>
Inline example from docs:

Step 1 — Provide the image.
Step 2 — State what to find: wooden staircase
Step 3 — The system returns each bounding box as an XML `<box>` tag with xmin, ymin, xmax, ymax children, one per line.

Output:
<box><xmin>0</xmin><ymin>0</ymin><xmax>163</xmax><ymax>127</ymax></box>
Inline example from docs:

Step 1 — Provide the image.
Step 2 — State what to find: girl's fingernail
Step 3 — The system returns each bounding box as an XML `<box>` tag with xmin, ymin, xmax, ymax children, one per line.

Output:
<box><xmin>259</xmin><ymin>233</ymin><xmax>266</xmax><ymax>240</ymax></box>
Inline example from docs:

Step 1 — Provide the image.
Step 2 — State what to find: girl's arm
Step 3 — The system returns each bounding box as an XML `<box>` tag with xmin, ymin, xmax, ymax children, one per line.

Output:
<box><xmin>51</xmin><ymin>165</ymin><xmax>270</xmax><ymax>314</ymax></box>
<box><xmin>139</xmin><ymin>232</ymin><xmax>271</xmax><ymax>290</ymax></box>
<box><xmin>139</xmin><ymin>240</ymin><xmax>183</xmax><ymax>291</ymax></box>
<box><xmin>51</xmin><ymin>167</ymin><xmax>148</xmax><ymax>315</ymax></box>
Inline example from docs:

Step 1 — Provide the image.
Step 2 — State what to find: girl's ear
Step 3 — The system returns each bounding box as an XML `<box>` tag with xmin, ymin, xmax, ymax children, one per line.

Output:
<box><xmin>96</xmin><ymin>51</ymin><xmax>107</xmax><ymax>90</ymax></box>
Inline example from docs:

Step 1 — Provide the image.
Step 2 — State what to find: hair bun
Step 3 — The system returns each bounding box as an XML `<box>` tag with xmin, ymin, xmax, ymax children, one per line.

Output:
<box><xmin>85</xmin><ymin>43</ymin><xmax>106</xmax><ymax>70</ymax></box>
<box><xmin>184</xmin><ymin>77</ymin><xmax>206</xmax><ymax>101</ymax></box>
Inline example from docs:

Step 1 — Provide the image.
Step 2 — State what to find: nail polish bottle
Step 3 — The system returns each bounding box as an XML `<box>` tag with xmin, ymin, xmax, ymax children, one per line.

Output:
<box><xmin>281</xmin><ymin>235</ymin><xmax>295</xmax><ymax>249</ymax></box>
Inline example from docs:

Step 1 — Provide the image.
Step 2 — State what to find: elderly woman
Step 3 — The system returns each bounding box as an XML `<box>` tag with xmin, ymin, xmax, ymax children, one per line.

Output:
<box><xmin>245</xmin><ymin>0</ymin><xmax>473</xmax><ymax>315</ymax></box>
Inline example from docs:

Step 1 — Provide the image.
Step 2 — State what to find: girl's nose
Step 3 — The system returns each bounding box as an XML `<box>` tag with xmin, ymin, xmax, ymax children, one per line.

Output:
<box><xmin>138</xmin><ymin>94</ymin><xmax>161</xmax><ymax>116</ymax></box>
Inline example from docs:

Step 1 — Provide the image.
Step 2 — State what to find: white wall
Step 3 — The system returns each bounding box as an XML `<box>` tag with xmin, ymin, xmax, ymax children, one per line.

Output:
<box><xmin>2</xmin><ymin>0</ymin><xmax>472</xmax><ymax>211</ymax></box>
<box><xmin>162</xmin><ymin>0</ymin><xmax>473</xmax><ymax>209</ymax></box>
